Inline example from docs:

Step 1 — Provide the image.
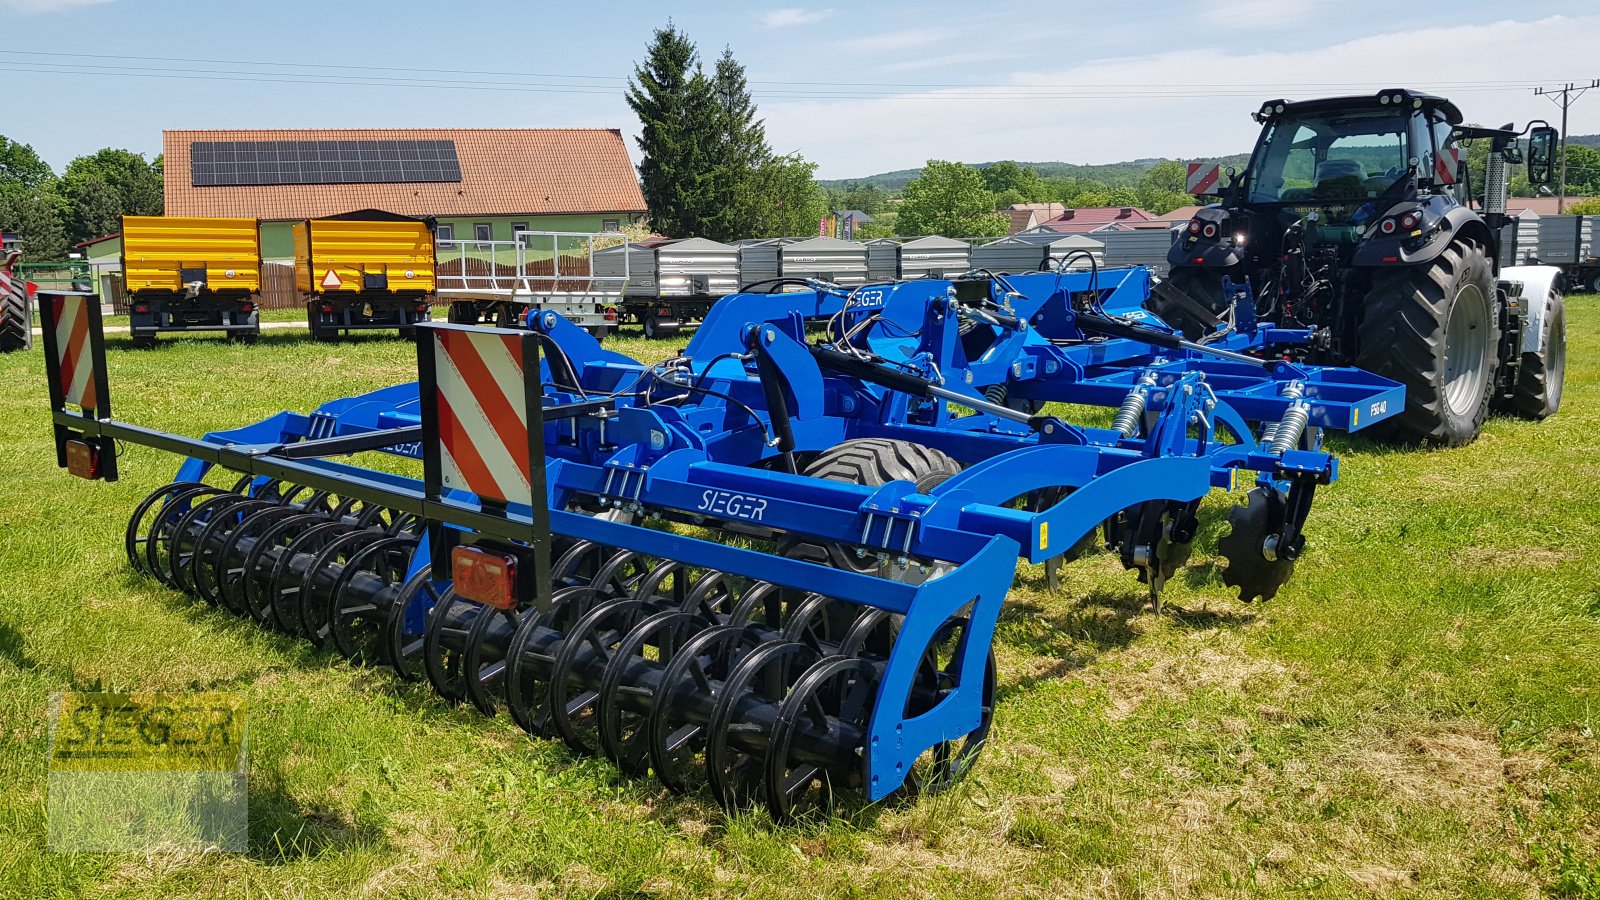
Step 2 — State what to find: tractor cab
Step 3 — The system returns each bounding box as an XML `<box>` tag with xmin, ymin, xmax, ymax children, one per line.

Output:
<box><xmin>1179</xmin><ymin>90</ymin><xmax>1468</xmax><ymax>271</ymax></box>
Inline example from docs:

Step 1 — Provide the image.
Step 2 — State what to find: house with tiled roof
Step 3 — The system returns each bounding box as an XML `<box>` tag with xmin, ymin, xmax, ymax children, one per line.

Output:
<box><xmin>1028</xmin><ymin>206</ymin><xmax>1160</xmax><ymax>234</ymax></box>
<box><xmin>163</xmin><ymin>128</ymin><xmax>647</xmax><ymax>260</ymax></box>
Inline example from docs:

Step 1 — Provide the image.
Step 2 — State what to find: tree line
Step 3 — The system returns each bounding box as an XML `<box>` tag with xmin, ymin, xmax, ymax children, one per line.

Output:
<box><xmin>0</xmin><ymin>138</ymin><xmax>162</xmax><ymax>262</ymax></box>
<box><xmin>624</xmin><ymin>26</ymin><xmax>1202</xmax><ymax>242</ymax></box>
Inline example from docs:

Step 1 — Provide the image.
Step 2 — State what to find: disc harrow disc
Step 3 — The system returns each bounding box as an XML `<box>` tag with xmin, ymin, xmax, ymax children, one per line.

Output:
<box><xmin>503</xmin><ymin>586</ymin><xmax>610</xmax><ymax>736</ymax></box>
<box><xmin>327</xmin><ymin>536</ymin><xmax>417</xmax><ymax>663</ymax></box>
<box><xmin>125</xmin><ymin>482</ymin><xmax>208</xmax><ymax>575</ymax></box>
<box><xmin>241</xmin><ymin>512</ymin><xmax>330</xmax><ymax>627</ymax></box>
<box><xmin>596</xmin><ymin>609</ymin><xmax>708</xmax><ymax>775</ymax></box>
<box><xmin>298</xmin><ymin>529</ymin><xmax>388</xmax><ymax>649</ymax></box>
<box><xmin>215</xmin><ymin>505</ymin><xmax>306</xmax><ymax>617</ymax></box>
<box><xmin>168</xmin><ymin>492</ymin><xmax>251</xmax><ymax>595</ymax></box>
<box><xmin>647</xmin><ymin>624</ymin><xmax>765</xmax><ymax>795</ymax></box>
<box><xmin>765</xmin><ymin>655</ymin><xmax>878</xmax><ymax>823</ymax></box>
<box><xmin>1217</xmin><ymin>486</ymin><xmax>1296</xmax><ymax>602</ymax></box>
<box><xmin>192</xmin><ymin>499</ymin><xmax>275</xmax><ymax>607</ymax></box>
<box><xmin>386</xmin><ymin>565</ymin><xmax>442</xmax><ymax>680</ymax></box>
<box><xmin>706</xmin><ymin>640</ymin><xmax>822</xmax><ymax>811</ymax></box>
<box><xmin>145</xmin><ymin>486</ymin><xmax>227</xmax><ymax>588</ymax></box>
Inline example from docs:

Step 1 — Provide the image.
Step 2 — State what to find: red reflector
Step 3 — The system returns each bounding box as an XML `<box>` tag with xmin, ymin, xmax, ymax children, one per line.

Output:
<box><xmin>415</xmin><ymin>303</ymin><xmax>429</xmax><ymax>313</ymax></box>
<box><xmin>319</xmin><ymin>302</ymin><xmax>334</xmax><ymax>313</ymax></box>
<box><xmin>1382</xmin><ymin>256</ymin><xmax>1399</xmax><ymax>263</ymax></box>
<box><xmin>132</xmin><ymin>303</ymin><xmax>150</xmax><ymax>314</ymax></box>
<box><xmin>1192</xmin><ymin>258</ymin><xmax>1205</xmax><ymax>264</ymax></box>
<box><xmin>240</xmin><ymin>302</ymin><xmax>255</xmax><ymax>313</ymax></box>
<box><xmin>605</xmin><ymin>308</ymin><xmax>618</xmax><ymax>322</ymax></box>
<box><xmin>451</xmin><ymin>545</ymin><xmax>518</xmax><ymax>609</ymax></box>
<box><xmin>65</xmin><ymin>439</ymin><xmax>101</xmax><ymax>480</ymax></box>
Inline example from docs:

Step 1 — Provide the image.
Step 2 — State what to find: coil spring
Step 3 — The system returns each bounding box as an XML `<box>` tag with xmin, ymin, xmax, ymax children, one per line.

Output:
<box><xmin>1268</xmin><ymin>382</ymin><xmax>1308</xmax><ymax>455</ymax></box>
<box><xmin>1112</xmin><ymin>371</ymin><xmax>1159</xmax><ymax>437</ymax></box>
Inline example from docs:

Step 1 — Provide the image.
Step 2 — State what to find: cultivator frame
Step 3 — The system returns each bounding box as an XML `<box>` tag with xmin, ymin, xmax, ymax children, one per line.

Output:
<box><xmin>38</xmin><ymin>266</ymin><xmax>1402</xmax><ymax>820</ymax></box>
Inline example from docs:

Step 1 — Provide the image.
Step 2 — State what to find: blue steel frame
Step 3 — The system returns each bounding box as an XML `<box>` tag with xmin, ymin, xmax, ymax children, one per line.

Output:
<box><xmin>40</xmin><ymin>268</ymin><xmax>1403</xmax><ymax>801</ymax></box>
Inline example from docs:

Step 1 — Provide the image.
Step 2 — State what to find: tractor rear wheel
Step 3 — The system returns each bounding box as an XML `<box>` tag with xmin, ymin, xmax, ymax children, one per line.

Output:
<box><xmin>1510</xmin><ymin>290</ymin><xmax>1566</xmax><ymax>420</ymax></box>
<box><xmin>1355</xmin><ymin>238</ymin><xmax>1498</xmax><ymax>446</ymax></box>
<box><xmin>777</xmin><ymin>438</ymin><xmax>961</xmax><ymax>579</ymax></box>
<box><xmin>1146</xmin><ymin>268</ymin><xmax>1230</xmax><ymax>341</ymax></box>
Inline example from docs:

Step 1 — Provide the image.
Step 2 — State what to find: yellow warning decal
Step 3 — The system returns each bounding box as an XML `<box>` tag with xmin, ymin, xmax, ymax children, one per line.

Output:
<box><xmin>1039</xmin><ymin>522</ymin><xmax>1049</xmax><ymax>551</ymax></box>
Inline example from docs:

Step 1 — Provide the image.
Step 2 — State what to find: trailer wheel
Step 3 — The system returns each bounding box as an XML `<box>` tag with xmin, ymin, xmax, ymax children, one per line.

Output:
<box><xmin>1510</xmin><ymin>291</ymin><xmax>1566</xmax><ymax>420</ymax></box>
<box><xmin>447</xmin><ymin>302</ymin><xmax>477</xmax><ymax>325</ymax></box>
<box><xmin>230</xmin><ymin>331</ymin><xmax>260</xmax><ymax>346</ymax></box>
<box><xmin>642</xmin><ymin>315</ymin><xmax>661</xmax><ymax>339</ymax></box>
<box><xmin>587</xmin><ymin>324</ymin><xmax>611</xmax><ymax>340</ymax></box>
<box><xmin>1355</xmin><ymin>237</ymin><xmax>1498</xmax><ymax>446</ymax></box>
<box><xmin>131</xmin><ymin>334</ymin><xmax>157</xmax><ymax>350</ymax></box>
<box><xmin>777</xmin><ymin>438</ymin><xmax>961</xmax><ymax>580</ymax></box>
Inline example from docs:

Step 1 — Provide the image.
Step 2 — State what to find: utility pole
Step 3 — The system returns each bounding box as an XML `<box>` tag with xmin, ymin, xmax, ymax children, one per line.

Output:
<box><xmin>1534</xmin><ymin>80</ymin><xmax>1599</xmax><ymax>213</ymax></box>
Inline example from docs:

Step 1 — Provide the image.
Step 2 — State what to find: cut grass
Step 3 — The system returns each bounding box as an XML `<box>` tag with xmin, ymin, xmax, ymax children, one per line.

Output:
<box><xmin>1</xmin><ymin>307</ymin><xmax>1598</xmax><ymax>898</ymax></box>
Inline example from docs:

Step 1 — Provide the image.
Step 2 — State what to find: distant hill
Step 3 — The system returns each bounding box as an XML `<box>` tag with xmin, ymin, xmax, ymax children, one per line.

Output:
<box><xmin>819</xmin><ymin>153</ymin><xmax>1249</xmax><ymax>191</ymax></box>
<box><xmin>822</xmin><ymin>139</ymin><xmax>1598</xmax><ymax>191</ymax></box>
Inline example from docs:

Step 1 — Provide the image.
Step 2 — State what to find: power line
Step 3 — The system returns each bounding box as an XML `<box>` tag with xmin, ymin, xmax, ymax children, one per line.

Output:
<box><xmin>1534</xmin><ymin>80</ymin><xmax>1600</xmax><ymax>212</ymax></box>
<box><xmin>0</xmin><ymin>47</ymin><xmax>1587</xmax><ymax>98</ymax></box>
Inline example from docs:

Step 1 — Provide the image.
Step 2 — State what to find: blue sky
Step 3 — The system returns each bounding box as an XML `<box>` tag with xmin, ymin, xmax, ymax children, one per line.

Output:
<box><xmin>4</xmin><ymin>0</ymin><xmax>1597</xmax><ymax>179</ymax></box>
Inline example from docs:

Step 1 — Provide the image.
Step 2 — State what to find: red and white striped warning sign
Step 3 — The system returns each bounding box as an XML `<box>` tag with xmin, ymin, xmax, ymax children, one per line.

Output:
<box><xmin>1435</xmin><ymin>148</ymin><xmax>1462</xmax><ymax>185</ymax></box>
<box><xmin>1186</xmin><ymin>163</ymin><xmax>1222</xmax><ymax>195</ymax></box>
<box><xmin>50</xmin><ymin>294</ymin><xmax>99</xmax><ymax>411</ymax></box>
<box><xmin>432</xmin><ymin>328</ymin><xmax>532</xmax><ymax>506</ymax></box>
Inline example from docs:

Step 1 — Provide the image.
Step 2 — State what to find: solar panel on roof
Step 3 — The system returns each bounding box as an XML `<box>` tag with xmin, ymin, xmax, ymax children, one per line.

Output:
<box><xmin>189</xmin><ymin>139</ymin><xmax>462</xmax><ymax>187</ymax></box>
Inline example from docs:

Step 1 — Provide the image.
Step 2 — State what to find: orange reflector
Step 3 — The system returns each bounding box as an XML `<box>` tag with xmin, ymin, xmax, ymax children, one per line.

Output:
<box><xmin>65</xmin><ymin>439</ymin><xmax>101</xmax><ymax>480</ymax></box>
<box><xmin>451</xmin><ymin>545</ymin><xmax>518</xmax><ymax>609</ymax></box>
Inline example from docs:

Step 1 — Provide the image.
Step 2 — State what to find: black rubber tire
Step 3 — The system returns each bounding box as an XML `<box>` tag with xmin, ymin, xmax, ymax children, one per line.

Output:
<box><xmin>588</xmin><ymin>324</ymin><xmax>611</xmax><ymax>340</ymax></box>
<box><xmin>1510</xmin><ymin>291</ymin><xmax>1566</xmax><ymax>420</ymax></box>
<box><xmin>1355</xmin><ymin>238</ymin><xmax>1499</xmax><ymax>447</ymax></box>
<box><xmin>1146</xmin><ymin>268</ymin><xmax>1228</xmax><ymax>341</ymax></box>
<box><xmin>131</xmin><ymin>334</ymin><xmax>157</xmax><ymax>350</ymax></box>
<box><xmin>0</xmin><ymin>295</ymin><xmax>26</xmax><ymax>353</ymax></box>
<box><xmin>641</xmin><ymin>315</ymin><xmax>660</xmax><ymax>339</ymax></box>
<box><xmin>447</xmin><ymin>301</ymin><xmax>477</xmax><ymax>325</ymax></box>
<box><xmin>777</xmin><ymin>438</ymin><xmax>961</xmax><ymax>574</ymax></box>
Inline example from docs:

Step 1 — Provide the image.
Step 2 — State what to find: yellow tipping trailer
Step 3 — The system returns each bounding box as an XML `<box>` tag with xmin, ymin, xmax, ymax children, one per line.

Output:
<box><xmin>294</xmin><ymin>214</ymin><xmax>435</xmax><ymax>342</ymax></box>
<box><xmin>121</xmin><ymin>215</ymin><xmax>262</xmax><ymax>347</ymax></box>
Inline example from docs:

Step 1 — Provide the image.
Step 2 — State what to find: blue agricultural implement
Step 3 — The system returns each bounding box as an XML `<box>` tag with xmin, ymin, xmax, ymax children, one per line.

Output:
<box><xmin>37</xmin><ymin>262</ymin><xmax>1402</xmax><ymax>820</ymax></box>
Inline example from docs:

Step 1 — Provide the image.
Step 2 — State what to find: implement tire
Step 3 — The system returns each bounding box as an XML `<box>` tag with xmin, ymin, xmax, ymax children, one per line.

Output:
<box><xmin>777</xmin><ymin>438</ymin><xmax>961</xmax><ymax>577</ymax></box>
<box><xmin>1510</xmin><ymin>291</ymin><xmax>1566</xmax><ymax>420</ymax></box>
<box><xmin>1355</xmin><ymin>238</ymin><xmax>1498</xmax><ymax>447</ymax></box>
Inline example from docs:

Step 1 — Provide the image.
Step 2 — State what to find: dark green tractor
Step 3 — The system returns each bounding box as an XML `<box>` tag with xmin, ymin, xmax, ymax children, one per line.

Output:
<box><xmin>1152</xmin><ymin>89</ymin><xmax>1565</xmax><ymax>445</ymax></box>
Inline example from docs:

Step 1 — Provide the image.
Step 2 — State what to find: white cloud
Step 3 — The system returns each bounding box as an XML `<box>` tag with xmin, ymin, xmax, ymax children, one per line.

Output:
<box><xmin>839</xmin><ymin>28</ymin><xmax>951</xmax><ymax>52</ymax></box>
<box><xmin>765</xmin><ymin>14</ymin><xmax>1600</xmax><ymax>179</ymax></box>
<box><xmin>0</xmin><ymin>0</ymin><xmax>112</xmax><ymax>11</ymax></box>
<box><xmin>879</xmin><ymin>51</ymin><xmax>1022</xmax><ymax>74</ymax></box>
<box><xmin>1206</xmin><ymin>0</ymin><xmax>1317</xmax><ymax>29</ymax></box>
<box><xmin>759</xmin><ymin>7</ymin><xmax>835</xmax><ymax>28</ymax></box>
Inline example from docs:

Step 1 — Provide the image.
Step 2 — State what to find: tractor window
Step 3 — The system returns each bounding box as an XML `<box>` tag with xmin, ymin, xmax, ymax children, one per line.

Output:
<box><xmin>1247</xmin><ymin>108</ymin><xmax>1412</xmax><ymax>204</ymax></box>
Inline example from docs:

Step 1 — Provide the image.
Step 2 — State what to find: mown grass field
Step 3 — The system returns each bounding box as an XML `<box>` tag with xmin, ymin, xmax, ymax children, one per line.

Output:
<box><xmin>1</xmin><ymin>303</ymin><xmax>1598</xmax><ymax>899</ymax></box>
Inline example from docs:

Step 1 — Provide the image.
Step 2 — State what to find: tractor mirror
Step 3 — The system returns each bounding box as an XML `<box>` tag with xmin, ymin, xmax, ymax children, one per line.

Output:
<box><xmin>1528</xmin><ymin>127</ymin><xmax>1557</xmax><ymax>186</ymax></box>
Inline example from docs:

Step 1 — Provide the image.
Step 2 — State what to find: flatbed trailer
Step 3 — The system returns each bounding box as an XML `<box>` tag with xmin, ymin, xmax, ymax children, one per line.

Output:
<box><xmin>438</xmin><ymin>231</ymin><xmax>625</xmax><ymax>338</ymax></box>
<box><xmin>121</xmin><ymin>216</ymin><xmax>261</xmax><ymax>348</ymax></box>
<box><xmin>296</xmin><ymin>214</ymin><xmax>435</xmax><ymax>341</ymax></box>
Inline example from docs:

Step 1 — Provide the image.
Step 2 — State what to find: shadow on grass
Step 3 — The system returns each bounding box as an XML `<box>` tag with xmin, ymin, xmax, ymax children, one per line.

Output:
<box><xmin>246</xmin><ymin>764</ymin><xmax>389</xmax><ymax>864</ymax></box>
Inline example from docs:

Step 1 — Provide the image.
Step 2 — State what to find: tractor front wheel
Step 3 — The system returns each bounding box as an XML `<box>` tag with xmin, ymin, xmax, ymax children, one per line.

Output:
<box><xmin>1510</xmin><ymin>290</ymin><xmax>1566</xmax><ymax>420</ymax></box>
<box><xmin>1356</xmin><ymin>238</ymin><xmax>1498</xmax><ymax>446</ymax></box>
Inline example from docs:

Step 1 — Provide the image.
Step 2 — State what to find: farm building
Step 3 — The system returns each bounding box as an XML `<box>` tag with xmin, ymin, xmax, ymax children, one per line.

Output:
<box><xmin>161</xmin><ymin>128</ymin><xmax>647</xmax><ymax>262</ymax></box>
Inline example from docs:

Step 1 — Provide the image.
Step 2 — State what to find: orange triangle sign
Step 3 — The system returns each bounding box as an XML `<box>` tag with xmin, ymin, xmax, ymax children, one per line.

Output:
<box><xmin>321</xmin><ymin>269</ymin><xmax>342</xmax><ymax>289</ymax></box>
